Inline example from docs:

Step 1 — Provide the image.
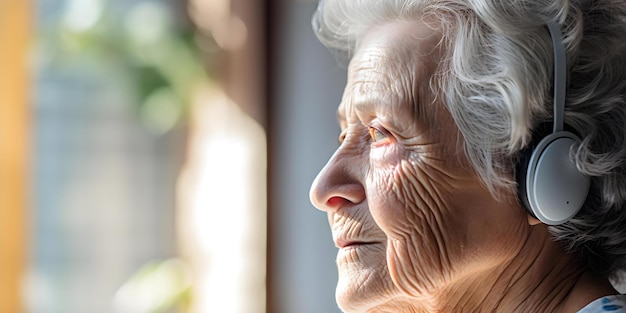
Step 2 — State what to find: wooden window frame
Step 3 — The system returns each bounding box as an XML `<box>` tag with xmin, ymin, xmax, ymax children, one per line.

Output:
<box><xmin>0</xmin><ymin>0</ymin><xmax>31</xmax><ymax>312</ymax></box>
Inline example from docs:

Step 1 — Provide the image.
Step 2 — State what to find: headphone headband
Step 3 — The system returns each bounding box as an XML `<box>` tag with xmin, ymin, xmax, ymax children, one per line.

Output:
<box><xmin>547</xmin><ymin>22</ymin><xmax>566</xmax><ymax>133</ymax></box>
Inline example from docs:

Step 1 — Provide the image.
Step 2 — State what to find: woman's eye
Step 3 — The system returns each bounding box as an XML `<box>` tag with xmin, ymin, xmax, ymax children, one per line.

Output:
<box><xmin>368</xmin><ymin>126</ymin><xmax>391</xmax><ymax>144</ymax></box>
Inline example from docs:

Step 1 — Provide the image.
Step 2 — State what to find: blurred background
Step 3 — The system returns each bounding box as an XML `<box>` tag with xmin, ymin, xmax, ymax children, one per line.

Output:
<box><xmin>0</xmin><ymin>0</ymin><xmax>345</xmax><ymax>312</ymax></box>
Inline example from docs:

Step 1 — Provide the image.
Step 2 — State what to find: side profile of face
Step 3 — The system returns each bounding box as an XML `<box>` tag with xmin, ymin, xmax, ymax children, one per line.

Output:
<box><xmin>310</xmin><ymin>20</ymin><xmax>531</xmax><ymax>312</ymax></box>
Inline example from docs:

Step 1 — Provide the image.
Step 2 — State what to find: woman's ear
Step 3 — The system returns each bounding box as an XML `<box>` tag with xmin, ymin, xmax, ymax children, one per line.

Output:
<box><xmin>527</xmin><ymin>214</ymin><xmax>542</xmax><ymax>225</ymax></box>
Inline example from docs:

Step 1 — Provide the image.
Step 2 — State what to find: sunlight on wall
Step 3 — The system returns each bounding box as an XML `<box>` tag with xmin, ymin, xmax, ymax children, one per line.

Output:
<box><xmin>177</xmin><ymin>85</ymin><xmax>267</xmax><ymax>313</ymax></box>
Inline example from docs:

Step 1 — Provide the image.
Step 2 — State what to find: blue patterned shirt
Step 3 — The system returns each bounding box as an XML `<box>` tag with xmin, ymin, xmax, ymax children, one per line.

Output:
<box><xmin>578</xmin><ymin>295</ymin><xmax>626</xmax><ymax>312</ymax></box>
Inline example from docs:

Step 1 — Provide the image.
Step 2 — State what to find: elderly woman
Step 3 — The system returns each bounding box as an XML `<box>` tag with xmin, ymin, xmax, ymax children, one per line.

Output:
<box><xmin>308</xmin><ymin>0</ymin><xmax>626</xmax><ymax>312</ymax></box>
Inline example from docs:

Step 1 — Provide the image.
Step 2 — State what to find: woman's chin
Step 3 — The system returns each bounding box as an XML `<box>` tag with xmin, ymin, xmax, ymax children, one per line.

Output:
<box><xmin>335</xmin><ymin>277</ymin><xmax>402</xmax><ymax>313</ymax></box>
<box><xmin>334</xmin><ymin>244</ymin><xmax>394</xmax><ymax>312</ymax></box>
<box><xmin>335</xmin><ymin>279</ymin><xmax>383</xmax><ymax>313</ymax></box>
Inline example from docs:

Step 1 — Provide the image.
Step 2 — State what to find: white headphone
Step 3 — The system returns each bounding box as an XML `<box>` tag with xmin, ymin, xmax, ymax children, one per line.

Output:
<box><xmin>517</xmin><ymin>22</ymin><xmax>590</xmax><ymax>225</ymax></box>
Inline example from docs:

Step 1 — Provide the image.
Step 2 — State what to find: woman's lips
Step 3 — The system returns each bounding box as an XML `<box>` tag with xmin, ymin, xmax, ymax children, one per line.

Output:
<box><xmin>336</xmin><ymin>239</ymin><xmax>379</xmax><ymax>249</ymax></box>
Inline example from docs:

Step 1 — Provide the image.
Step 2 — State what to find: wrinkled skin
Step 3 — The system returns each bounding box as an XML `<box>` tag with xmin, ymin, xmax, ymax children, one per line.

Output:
<box><xmin>310</xmin><ymin>20</ymin><xmax>616</xmax><ymax>313</ymax></box>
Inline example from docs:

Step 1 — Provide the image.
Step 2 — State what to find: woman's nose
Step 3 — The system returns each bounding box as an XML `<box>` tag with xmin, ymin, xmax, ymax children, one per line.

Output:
<box><xmin>309</xmin><ymin>149</ymin><xmax>366</xmax><ymax>212</ymax></box>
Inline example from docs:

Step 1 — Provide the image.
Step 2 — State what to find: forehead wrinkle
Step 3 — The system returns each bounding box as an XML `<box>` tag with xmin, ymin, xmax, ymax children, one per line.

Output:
<box><xmin>348</xmin><ymin>46</ymin><xmax>412</xmax><ymax>121</ymax></box>
<box><xmin>341</xmin><ymin>21</ymin><xmax>443</xmax><ymax>130</ymax></box>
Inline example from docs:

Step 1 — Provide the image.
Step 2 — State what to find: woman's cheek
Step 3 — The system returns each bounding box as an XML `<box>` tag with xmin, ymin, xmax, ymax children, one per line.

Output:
<box><xmin>368</xmin><ymin>145</ymin><xmax>424</xmax><ymax>237</ymax></box>
<box><xmin>368</xmin><ymin>149</ymin><xmax>456</xmax><ymax>296</ymax></box>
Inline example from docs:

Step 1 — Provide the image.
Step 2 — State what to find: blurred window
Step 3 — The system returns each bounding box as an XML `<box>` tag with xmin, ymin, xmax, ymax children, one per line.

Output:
<box><xmin>28</xmin><ymin>0</ymin><xmax>186</xmax><ymax>312</ymax></box>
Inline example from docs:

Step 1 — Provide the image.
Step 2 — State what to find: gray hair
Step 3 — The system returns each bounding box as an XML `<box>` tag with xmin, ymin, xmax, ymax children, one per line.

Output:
<box><xmin>313</xmin><ymin>0</ymin><xmax>626</xmax><ymax>279</ymax></box>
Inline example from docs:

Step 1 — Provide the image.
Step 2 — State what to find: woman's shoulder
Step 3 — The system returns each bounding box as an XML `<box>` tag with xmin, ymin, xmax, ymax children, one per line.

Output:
<box><xmin>578</xmin><ymin>295</ymin><xmax>626</xmax><ymax>313</ymax></box>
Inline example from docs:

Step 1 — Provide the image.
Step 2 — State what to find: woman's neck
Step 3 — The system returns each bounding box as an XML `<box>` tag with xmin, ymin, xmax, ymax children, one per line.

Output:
<box><xmin>389</xmin><ymin>225</ymin><xmax>617</xmax><ymax>313</ymax></box>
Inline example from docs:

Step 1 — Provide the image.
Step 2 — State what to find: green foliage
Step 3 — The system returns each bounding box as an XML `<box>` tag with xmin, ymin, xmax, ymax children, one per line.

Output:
<box><xmin>39</xmin><ymin>0</ymin><xmax>211</xmax><ymax>135</ymax></box>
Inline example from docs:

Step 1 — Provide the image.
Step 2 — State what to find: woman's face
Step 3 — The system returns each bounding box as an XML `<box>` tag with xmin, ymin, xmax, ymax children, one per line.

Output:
<box><xmin>310</xmin><ymin>21</ymin><xmax>530</xmax><ymax>312</ymax></box>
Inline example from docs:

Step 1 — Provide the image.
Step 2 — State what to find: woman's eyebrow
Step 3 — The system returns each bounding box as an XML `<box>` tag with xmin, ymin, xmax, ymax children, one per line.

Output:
<box><xmin>337</xmin><ymin>87</ymin><xmax>396</xmax><ymax>125</ymax></box>
<box><xmin>336</xmin><ymin>109</ymin><xmax>346</xmax><ymax>125</ymax></box>
<box><xmin>355</xmin><ymin>100</ymin><xmax>378</xmax><ymax>116</ymax></box>
<box><xmin>336</xmin><ymin>100</ymin><xmax>376</xmax><ymax>125</ymax></box>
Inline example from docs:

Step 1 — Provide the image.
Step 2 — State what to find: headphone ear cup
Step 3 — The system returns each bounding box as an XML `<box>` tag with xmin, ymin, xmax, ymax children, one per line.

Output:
<box><xmin>523</xmin><ymin>131</ymin><xmax>590</xmax><ymax>225</ymax></box>
<box><xmin>516</xmin><ymin>145</ymin><xmax>535</xmax><ymax>218</ymax></box>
